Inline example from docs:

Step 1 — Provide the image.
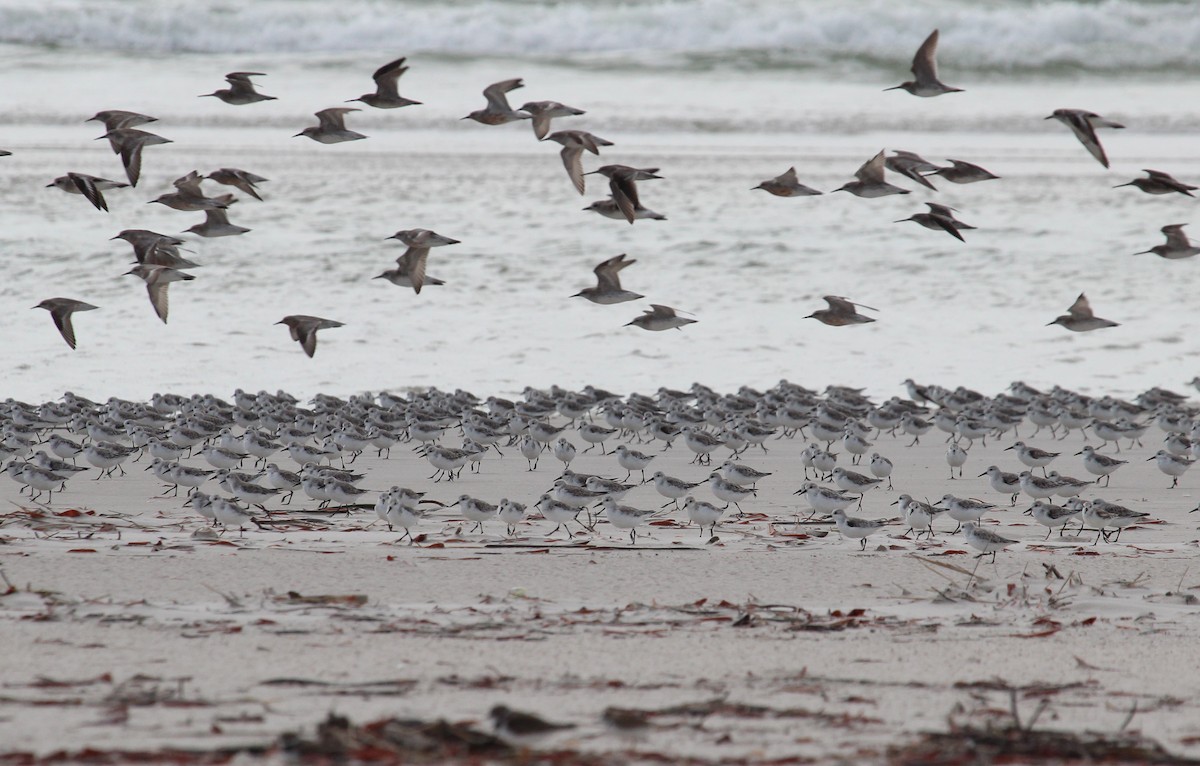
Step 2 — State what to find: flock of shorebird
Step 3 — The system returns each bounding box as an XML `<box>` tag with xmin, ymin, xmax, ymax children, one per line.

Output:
<box><xmin>3</xmin><ymin>376</ymin><xmax>1196</xmax><ymax>559</ymax></box>
<box><xmin>13</xmin><ymin>30</ymin><xmax>1198</xmax><ymax>352</ymax></box>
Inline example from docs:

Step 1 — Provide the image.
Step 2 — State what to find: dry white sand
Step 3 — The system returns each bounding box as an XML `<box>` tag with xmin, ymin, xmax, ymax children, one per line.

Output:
<box><xmin>2</xmin><ymin>424</ymin><xmax>1200</xmax><ymax>763</ymax></box>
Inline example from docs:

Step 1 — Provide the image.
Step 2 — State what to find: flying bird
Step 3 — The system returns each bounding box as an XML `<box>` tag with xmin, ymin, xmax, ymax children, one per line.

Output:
<box><xmin>206</xmin><ymin>168</ymin><xmax>268</xmax><ymax>200</ymax></box>
<box><xmin>33</xmin><ymin>298</ymin><xmax>98</xmax><ymax>350</ymax></box>
<box><xmin>519</xmin><ymin>100</ymin><xmax>585</xmax><ymax>140</ymax></box>
<box><xmin>833</xmin><ymin>151</ymin><xmax>910</xmax><ymax>197</ymax></box>
<box><xmin>463</xmin><ymin>79</ymin><xmax>530</xmax><ymax>125</ymax></box>
<box><xmin>586</xmin><ymin>165</ymin><xmax>662</xmax><ymax>224</ymax></box>
<box><xmin>885</xmin><ymin>29</ymin><xmax>963</xmax><ymax>97</ymax></box>
<box><xmin>277</xmin><ymin>315</ymin><xmax>344</xmax><ymax>358</ymax></box>
<box><xmin>626</xmin><ymin>304</ymin><xmax>696</xmax><ymax>331</ymax></box>
<box><xmin>1135</xmin><ymin>223</ymin><xmax>1200</xmax><ymax>259</ymax></box>
<box><xmin>1048</xmin><ymin>293</ymin><xmax>1118</xmax><ymax>332</ymax></box>
<box><xmin>98</xmin><ymin>128</ymin><xmax>171</xmax><ymax>187</ymax></box>
<box><xmin>124</xmin><ymin>265</ymin><xmax>195</xmax><ymax>324</ymax></box>
<box><xmin>543</xmin><ymin>130</ymin><xmax>613</xmax><ymax>194</ymax></box>
<box><xmin>348</xmin><ymin>56</ymin><xmax>421</xmax><ymax>109</ymax></box>
<box><xmin>806</xmin><ymin>296</ymin><xmax>877</xmax><ymax>326</ymax></box>
<box><xmin>47</xmin><ymin>173</ymin><xmax>127</xmax><ymax>212</ymax></box>
<box><xmin>573</xmin><ymin>254</ymin><xmax>643</xmax><ymax>304</ymax></box>
<box><xmin>753</xmin><ymin>167</ymin><xmax>822</xmax><ymax>197</ymax></box>
<box><xmin>295</xmin><ymin>108</ymin><xmax>367</xmax><ymax>143</ymax></box>
<box><xmin>1045</xmin><ymin>108</ymin><xmax>1124</xmax><ymax>168</ymax></box>
<box><xmin>201</xmin><ymin>72</ymin><xmax>276</xmax><ymax>104</ymax></box>
<box><xmin>1115</xmin><ymin>169</ymin><xmax>1197</xmax><ymax>197</ymax></box>
<box><xmin>380</xmin><ymin>229</ymin><xmax>460</xmax><ymax>294</ymax></box>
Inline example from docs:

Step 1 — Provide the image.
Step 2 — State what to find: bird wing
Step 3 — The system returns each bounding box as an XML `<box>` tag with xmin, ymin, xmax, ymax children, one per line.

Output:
<box><xmin>1065</xmin><ymin>113</ymin><xmax>1109</xmax><ymax>167</ymax></box>
<box><xmin>371</xmin><ymin>56</ymin><xmax>408</xmax><ymax>96</ymax></box>
<box><xmin>1144</xmin><ymin>169</ymin><xmax>1196</xmax><ymax>194</ymax></box>
<box><xmin>50</xmin><ymin>308</ymin><xmax>78</xmax><ymax>349</ymax></box>
<box><xmin>911</xmin><ymin>29</ymin><xmax>941</xmax><ymax>83</ymax></box>
<box><xmin>483</xmin><ymin>78</ymin><xmax>523</xmax><ymax>111</ymax></box>
<box><xmin>68</xmin><ymin>173</ymin><xmax>108</xmax><ymax>211</ymax></box>
<box><xmin>854</xmin><ymin>150</ymin><xmax>887</xmax><ymax>184</ymax></box>
<box><xmin>146</xmin><ymin>281</ymin><xmax>170</xmax><ymax>323</ymax></box>
<box><xmin>316</xmin><ymin>108</ymin><xmax>358</xmax><ymax>130</ymax></box>
<box><xmin>1066</xmin><ymin>293</ymin><xmax>1094</xmax><ymax>319</ymax></box>
<box><xmin>647</xmin><ymin>304</ymin><xmax>677</xmax><ymax>318</ymax></box>
<box><xmin>299</xmin><ymin>327</ymin><xmax>318</xmax><ymax>358</ymax></box>
<box><xmin>778</xmin><ymin>166</ymin><xmax>799</xmax><ymax>184</ymax></box>
<box><xmin>403</xmin><ymin>247</ymin><xmax>429</xmax><ymax>294</ymax></box>
<box><xmin>531</xmin><ymin>112</ymin><xmax>553</xmax><ymax>140</ymax></box>
<box><xmin>929</xmin><ymin>213</ymin><xmax>965</xmax><ymax>241</ymax></box>
<box><xmin>594</xmin><ymin>254</ymin><xmax>632</xmax><ymax>291</ymax></box>
<box><xmin>609</xmin><ymin>174</ymin><xmax>640</xmax><ymax>224</ymax></box>
<box><xmin>560</xmin><ymin>146</ymin><xmax>585</xmax><ymax>194</ymax></box>
<box><xmin>119</xmin><ymin>143</ymin><xmax>143</xmax><ymax>187</ymax></box>
<box><xmin>1163</xmin><ymin>223</ymin><xmax>1191</xmax><ymax>248</ymax></box>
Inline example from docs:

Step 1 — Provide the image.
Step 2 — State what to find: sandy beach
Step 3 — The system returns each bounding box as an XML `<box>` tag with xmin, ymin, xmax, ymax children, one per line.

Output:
<box><xmin>3</xmin><ymin>386</ymin><xmax>1200</xmax><ymax>763</ymax></box>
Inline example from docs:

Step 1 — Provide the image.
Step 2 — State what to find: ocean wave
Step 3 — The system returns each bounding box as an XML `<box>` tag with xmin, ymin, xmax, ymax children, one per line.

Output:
<box><xmin>3</xmin><ymin>0</ymin><xmax>1200</xmax><ymax>73</ymax></box>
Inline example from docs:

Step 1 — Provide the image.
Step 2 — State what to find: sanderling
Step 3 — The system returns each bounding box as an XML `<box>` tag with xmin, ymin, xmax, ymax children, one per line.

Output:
<box><xmin>543</xmin><ymin>129</ymin><xmax>613</xmax><ymax>194</ymax></box>
<box><xmin>683</xmin><ymin>496</ymin><xmax>724</xmax><ymax>537</ymax></box>
<box><xmin>1005</xmin><ymin>441</ymin><xmax>1060</xmax><ymax>475</ymax></box>
<box><xmin>573</xmin><ymin>253</ymin><xmax>643</xmax><ymax>304</ymax></box>
<box><xmin>894</xmin><ymin>494</ymin><xmax>943</xmax><ymax>539</ymax></box>
<box><xmin>211</xmin><ymin>497</ymin><xmax>259</xmax><ymax>536</ymax></box>
<box><xmin>424</xmin><ymin>445</ymin><xmax>471</xmax><ymax>481</ymax></box>
<box><xmin>519</xmin><ymin>100</ymin><xmax>584</xmax><ymax>140</ymax></box>
<box><xmin>498</xmin><ymin>498</ymin><xmax>527</xmax><ymax>536</ymax></box>
<box><xmin>1135</xmin><ymin>223</ymin><xmax>1200</xmax><ymax>259</ymax></box>
<box><xmin>626</xmin><ymin>304</ymin><xmax>697</xmax><ymax>331</ymax></box>
<box><xmin>868</xmin><ymin>453</ymin><xmax>894</xmax><ymax>489</ymax></box>
<box><xmin>1149</xmin><ymin>449</ymin><xmax>1194</xmax><ymax>488</ymax></box>
<box><xmin>650</xmin><ymin>471</ymin><xmax>703</xmax><ymax>508</ymax></box>
<box><xmin>1047</xmin><ymin>293</ymin><xmax>1119</xmax><ymax>332</ymax></box>
<box><xmin>552</xmin><ymin>438</ymin><xmax>577</xmax><ymax>467</ymax></box>
<box><xmin>265</xmin><ymin>463</ymin><xmax>301</xmax><ymax>503</ymax></box>
<box><xmin>615</xmin><ymin>444</ymin><xmax>655</xmax><ymax>481</ymax></box>
<box><xmin>930</xmin><ymin>158</ymin><xmax>999</xmax><ymax>184</ymax></box>
<box><xmin>47</xmin><ymin>173</ymin><xmax>125</xmax><ymax>212</ymax></box>
<box><xmin>1017</xmin><ymin>470</ymin><xmax>1061</xmax><ymax>500</ymax></box>
<box><xmin>348</xmin><ymin>56</ymin><xmax>421</xmax><ymax>109</ymax></box>
<box><xmin>600</xmin><ymin>496</ymin><xmax>659</xmax><ymax>543</ymax></box>
<box><xmin>830</xmin><ymin>508</ymin><xmax>894</xmax><ymax>550</ymax></box>
<box><xmin>276</xmin><ymin>315</ymin><xmax>344</xmax><ymax>358</ymax></box>
<box><xmin>1115</xmin><ymin>169</ymin><xmax>1196</xmax><ymax>196</ymax></box>
<box><xmin>885</xmin><ymin>29</ymin><xmax>962</xmax><ymax>97</ymax></box>
<box><xmin>384</xmin><ymin>498</ymin><xmax>423</xmax><ymax>544</ymax></box>
<box><xmin>961</xmin><ymin>522</ymin><xmax>1016</xmax><ymax>562</ymax></box>
<box><xmin>708</xmin><ymin>471</ymin><xmax>756</xmax><ymax>512</ymax></box>
<box><xmin>721</xmin><ymin>460</ymin><xmax>771</xmax><ymax>488</ymax></box>
<box><xmin>206</xmin><ymin>168</ymin><xmax>269</xmax><ymax>200</ymax></box>
<box><xmin>833</xmin><ymin>150</ymin><xmax>910</xmax><ymax>197</ymax></box>
<box><xmin>99</xmin><ymin>128</ymin><xmax>171</xmax><ymax>187</ymax></box>
<box><xmin>583</xmin><ymin>197</ymin><xmax>667</xmax><ymax>221</ymax></box>
<box><xmin>1044</xmin><ymin>471</ymin><xmax>1091</xmax><ymax>497</ymax></box>
<box><xmin>199</xmin><ymin>445</ymin><xmax>246</xmax><ymax>470</ymax></box>
<box><xmin>795</xmin><ymin>481</ymin><xmax>856</xmax><ymax>515</ymax></box>
<box><xmin>537</xmin><ymin>494</ymin><xmax>583</xmax><ymax>537</ymax></box>
<box><xmin>682</xmin><ymin>427</ymin><xmax>724</xmax><ymax>465</ymax></box>
<box><xmin>936</xmin><ymin>494</ymin><xmax>996</xmax><ymax>533</ymax></box>
<box><xmin>753</xmin><ymin>166</ymin><xmax>822</xmax><ymax>197</ymax></box>
<box><xmin>455</xmin><ymin>495</ymin><xmax>498</xmax><ymax>533</ymax></box>
<box><xmin>295</xmin><ymin>108</ymin><xmax>367</xmax><ymax>143</ymax></box>
<box><xmin>83</xmin><ymin>442</ymin><xmax>137</xmax><ymax>478</ymax></box>
<box><xmin>33</xmin><ymin>298</ymin><xmax>98</xmax><ymax>350</ymax></box>
<box><xmin>184</xmin><ymin>207</ymin><xmax>250</xmax><ymax>238</ymax></box>
<box><xmin>17</xmin><ymin>464</ymin><xmax>70</xmax><ymax>504</ymax></box>
<box><xmin>1083</xmin><ymin>499</ymin><xmax>1149</xmax><ymax>544</ymax></box>
<box><xmin>124</xmin><ymin>265</ymin><xmax>194</xmax><ymax>324</ymax></box>
<box><xmin>201</xmin><ymin>72</ymin><xmax>275</xmax><ymax>104</ymax></box>
<box><xmin>831</xmin><ymin>466</ymin><xmax>881</xmax><ymax>500</ymax></box>
<box><xmin>464</xmin><ymin>78</ymin><xmax>530</xmax><ymax>125</ymax></box>
<box><xmin>945</xmin><ymin>443</ymin><xmax>968</xmax><ymax>479</ymax></box>
<box><xmin>1025</xmin><ymin>500</ymin><xmax>1082</xmax><ymax>539</ymax></box>
<box><xmin>489</xmin><ymin>705</ymin><xmax>574</xmax><ymax>744</ymax></box>
<box><xmin>1045</xmin><ymin>108</ymin><xmax>1123</xmax><ymax>168</ymax></box>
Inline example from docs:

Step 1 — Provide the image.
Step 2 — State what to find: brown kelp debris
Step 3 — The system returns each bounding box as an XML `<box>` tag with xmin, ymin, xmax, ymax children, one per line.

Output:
<box><xmin>889</xmin><ymin>723</ymin><xmax>1200</xmax><ymax>765</ymax></box>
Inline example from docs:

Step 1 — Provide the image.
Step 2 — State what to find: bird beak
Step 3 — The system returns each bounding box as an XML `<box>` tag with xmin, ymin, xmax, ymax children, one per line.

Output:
<box><xmin>1145</xmin><ymin>457</ymin><xmax>1155</xmax><ymax>462</ymax></box>
<box><xmin>976</xmin><ymin>471</ymin><xmax>987</xmax><ymax>477</ymax></box>
<box><xmin>1132</xmin><ymin>250</ymin><xmax>1152</xmax><ymax>255</ymax></box>
<box><xmin>1113</xmin><ymin>182</ymin><xmax>1133</xmax><ymax>188</ymax></box>
<box><xmin>292</xmin><ymin>132</ymin><xmax>304</xmax><ymax>138</ymax></box>
<box><xmin>883</xmin><ymin>85</ymin><xmax>902</xmax><ymax>91</ymax></box>
<box><xmin>1073</xmin><ymin>451</ymin><xmax>1083</xmax><ymax>456</ymax></box>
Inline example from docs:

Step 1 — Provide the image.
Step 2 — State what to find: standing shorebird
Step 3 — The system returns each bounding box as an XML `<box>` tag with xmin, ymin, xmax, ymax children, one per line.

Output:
<box><xmin>1045</xmin><ymin>109</ymin><xmax>1124</xmax><ymax>168</ymax></box>
<box><xmin>1047</xmin><ymin>293</ymin><xmax>1118</xmax><ymax>332</ymax></box>
<box><xmin>806</xmin><ymin>296</ymin><xmax>877</xmax><ymax>326</ymax></box>
<box><xmin>885</xmin><ymin>30</ymin><xmax>963</xmax><ymax>97</ymax></box>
